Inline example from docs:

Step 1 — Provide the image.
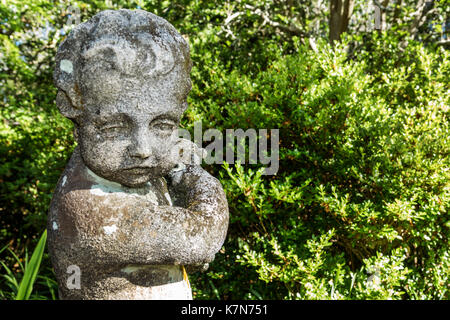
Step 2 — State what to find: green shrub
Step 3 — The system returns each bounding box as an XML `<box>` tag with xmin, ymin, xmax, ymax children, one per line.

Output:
<box><xmin>189</xmin><ymin>37</ymin><xmax>449</xmax><ymax>300</ymax></box>
<box><xmin>1</xmin><ymin>0</ymin><xmax>448</xmax><ymax>300</ymax></box>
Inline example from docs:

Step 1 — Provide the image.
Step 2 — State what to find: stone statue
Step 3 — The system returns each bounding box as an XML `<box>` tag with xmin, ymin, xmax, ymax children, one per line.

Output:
<box><xmin>47</xmin><ymin>9</ymin><xmax>229</xmax><ymax>300</ymax></box>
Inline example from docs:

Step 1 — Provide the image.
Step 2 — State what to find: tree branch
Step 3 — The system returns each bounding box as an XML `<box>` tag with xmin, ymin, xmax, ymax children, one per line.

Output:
<box><xmin>244</xmin><ymin>4</ymin><xmax>305</xmax><ymax>36</ymax></box>
<box><xmin>409</xmin><ymin>0</ymin><xmax>427</xmax><ymax>37</ymax></box>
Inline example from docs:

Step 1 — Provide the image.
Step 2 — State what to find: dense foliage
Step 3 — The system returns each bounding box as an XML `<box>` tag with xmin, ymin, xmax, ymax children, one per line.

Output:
<box><xmin>0</xmin><ymin>0</ymin><xmax>448</xmax><ymax>299</ymax></box>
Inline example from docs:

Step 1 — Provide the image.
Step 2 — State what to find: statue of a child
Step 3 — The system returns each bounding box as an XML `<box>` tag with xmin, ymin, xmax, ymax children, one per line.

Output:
<box><xmin>47</xmin><ymin>9</ymin><xmax>229</xmax><ymax>300</ymax></box>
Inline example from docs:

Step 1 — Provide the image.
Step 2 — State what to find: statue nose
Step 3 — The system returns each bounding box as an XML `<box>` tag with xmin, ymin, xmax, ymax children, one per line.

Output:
<box><xmin>131</xmin><ymin>144</ymin><xmax>151</xmax><ymax>159</ymax></box>
<box><xmin>129</xmin><ymin>130</ymin><xmax>153</xmax><ymax>159</ymax></box>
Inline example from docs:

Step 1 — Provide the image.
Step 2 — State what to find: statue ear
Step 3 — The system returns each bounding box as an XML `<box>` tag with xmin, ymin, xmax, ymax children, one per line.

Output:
<box><xmin>54</xmin><ymin>52</ymin><xmax>84</xmax><ymax>120</ymax></box>
<box><xmin>55</xmin><ymin>90</ymin><xmax>83</xmax><ymax>120</ymax></box>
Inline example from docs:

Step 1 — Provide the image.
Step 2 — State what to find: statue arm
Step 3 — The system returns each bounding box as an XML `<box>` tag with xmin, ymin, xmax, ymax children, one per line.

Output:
<box><xmin>166</xmin><ymin>164</ymin><xmax>230</xmax><ymax>270</ymax></box>
<box><xmin>50</xmin><ymin>164</ymin><xmax>228</xmax><ymax>268</ymax></box>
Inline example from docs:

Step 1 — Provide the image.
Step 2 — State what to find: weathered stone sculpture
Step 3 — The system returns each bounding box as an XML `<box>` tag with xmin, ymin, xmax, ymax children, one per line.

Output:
<box><xmin>47</xmin><ymin>9</ymin><xmax>229</xmax><ymax>300</ymax></box>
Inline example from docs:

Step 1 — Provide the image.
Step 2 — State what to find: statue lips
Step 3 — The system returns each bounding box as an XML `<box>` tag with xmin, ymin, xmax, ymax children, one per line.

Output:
<box><xmin>123</xmin><ymin>166</ymin><xmax>153</xmax><ymax>175</ymax></box>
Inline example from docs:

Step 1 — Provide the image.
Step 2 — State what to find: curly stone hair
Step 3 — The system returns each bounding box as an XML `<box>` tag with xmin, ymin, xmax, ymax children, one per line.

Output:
<box><xmin>54</xmin><ymin>9</ymin><xmax>192</xmax><ymax>121</ymax></box>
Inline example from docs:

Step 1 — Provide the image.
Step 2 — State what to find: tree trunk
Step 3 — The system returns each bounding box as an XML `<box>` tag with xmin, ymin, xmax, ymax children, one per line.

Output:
<box><xmin>380</xmin><ymin>0</ymin><xmax>390</xmax><ymax>31</ymax></box>
<box><xmin>329</xmin><ymin>0</ymin><xmax>355</xmax><ymax>43</ymax></box>
<box><xmin>392</xmin><ymin>0</ymin><xmax>403</xmax><ymax>25</ymax></box>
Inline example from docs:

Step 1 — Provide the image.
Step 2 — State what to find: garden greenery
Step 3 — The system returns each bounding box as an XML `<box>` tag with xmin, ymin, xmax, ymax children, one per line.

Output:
<box><xmin>0</xmin><ymin>0</ymin><xmax>449</xmax><ymax>300</ymax></box>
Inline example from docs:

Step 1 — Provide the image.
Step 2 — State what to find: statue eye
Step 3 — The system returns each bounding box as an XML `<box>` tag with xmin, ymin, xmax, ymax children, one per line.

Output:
<box><xmin>100</xmin><ymin>124</ymin><xmax>128</xmax><ymax>138</ymax></box>
<box><xmin>151</xmin><ymin>120</ymin><xmax>176</xmax><ymax>132</ymax></box>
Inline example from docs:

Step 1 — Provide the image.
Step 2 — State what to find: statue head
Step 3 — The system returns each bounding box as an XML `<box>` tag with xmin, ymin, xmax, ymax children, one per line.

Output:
<box><xmin>54</xmin><ymin>9</ymin><xmax>192</xmax><ymax>187</ymax></box>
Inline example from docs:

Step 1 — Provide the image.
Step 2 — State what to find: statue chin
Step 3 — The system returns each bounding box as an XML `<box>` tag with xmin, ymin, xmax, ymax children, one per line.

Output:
<box><xmin>82</xmin><ymin>161</ymin><xmax>171</xmax><ymax>188</ymax></box>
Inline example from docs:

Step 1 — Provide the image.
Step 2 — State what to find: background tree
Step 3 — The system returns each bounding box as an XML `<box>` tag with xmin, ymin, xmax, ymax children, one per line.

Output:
<box><xmin>329</xmin><ymin>0</ymin><xmax>355</xmax><ymax>43</ymax></box>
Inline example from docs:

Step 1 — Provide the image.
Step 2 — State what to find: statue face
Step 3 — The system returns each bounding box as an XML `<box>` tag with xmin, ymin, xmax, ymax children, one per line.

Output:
<box><xmin>76</xmin><ymin>40</ymin><xmax>189</xmax><ymax>187</ymax></box>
